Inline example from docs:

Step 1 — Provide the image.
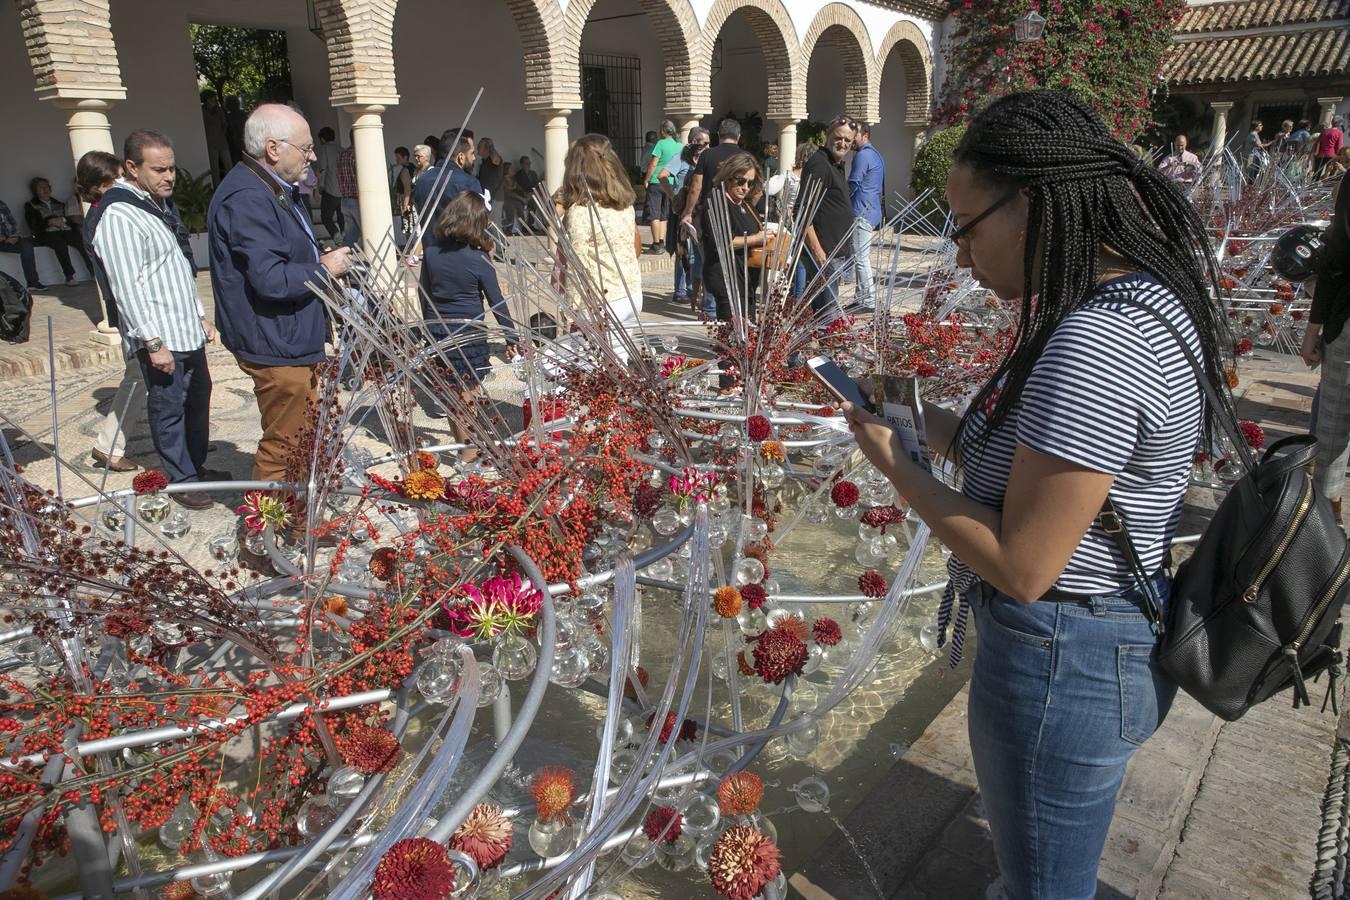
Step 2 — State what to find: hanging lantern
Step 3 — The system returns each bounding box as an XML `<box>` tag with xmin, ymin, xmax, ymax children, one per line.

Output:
<box><xmin>1014</xmin><ymin>10</ymin><xmax>1047</xmax><ymax>44</ymax></box>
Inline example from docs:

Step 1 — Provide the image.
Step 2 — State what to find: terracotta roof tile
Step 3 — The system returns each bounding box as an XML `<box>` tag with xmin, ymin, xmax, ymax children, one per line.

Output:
<box><xmin>1176</xmin><ymin>0</ymin><xmax>1350</xmax><ymax>34</ymax></box>
<box><xmin>1163</xmin><ymin>24</ymin><xmax>1350</xmax><ymax>83</ymax></box>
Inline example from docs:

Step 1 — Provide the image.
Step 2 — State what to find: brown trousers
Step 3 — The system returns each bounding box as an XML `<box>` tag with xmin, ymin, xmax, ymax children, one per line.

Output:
<box><xmin>236</xmin><ymin>358</ymin><xmax>318</xmax><ymax>483</ymax></box>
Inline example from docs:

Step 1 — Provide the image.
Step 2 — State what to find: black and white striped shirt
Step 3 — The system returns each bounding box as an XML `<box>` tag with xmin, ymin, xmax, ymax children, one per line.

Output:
<box><xmin>953</xmin><ymin>274</ymin><xmax>1204</xmax><ymax>594</ymax></box>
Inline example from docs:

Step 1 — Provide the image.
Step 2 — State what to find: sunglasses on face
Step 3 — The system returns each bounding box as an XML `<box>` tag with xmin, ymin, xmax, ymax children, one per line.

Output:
<box><xmin>731</xmin><ymin>176</ymin><xmax>753</xmax><ymax>187</ymax></box>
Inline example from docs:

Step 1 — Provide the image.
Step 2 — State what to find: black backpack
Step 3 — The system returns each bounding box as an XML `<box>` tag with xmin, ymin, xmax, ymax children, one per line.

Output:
<box><xmin>0</xmin><ymin>271</ymin><xmax>31</xmax><ymax>343</ymax></box>
<box><xmin>1107</xmin><ymin>300</ymin><xmax>1348</xmax><ymax>721</ymax></box>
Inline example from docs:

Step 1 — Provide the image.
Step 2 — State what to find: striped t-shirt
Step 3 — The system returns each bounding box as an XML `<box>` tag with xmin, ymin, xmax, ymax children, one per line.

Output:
<box><xmin>953</xmin><ymin>273</ymin><xmax>1205</xmax><ymax>594</ymax></box>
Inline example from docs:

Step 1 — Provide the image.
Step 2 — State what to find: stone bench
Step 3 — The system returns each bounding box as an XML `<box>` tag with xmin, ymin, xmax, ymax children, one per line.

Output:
<box><xmin>0</xmin><ymin>243</ymin><xmax>94</xmax><ymax>287</ymax></box>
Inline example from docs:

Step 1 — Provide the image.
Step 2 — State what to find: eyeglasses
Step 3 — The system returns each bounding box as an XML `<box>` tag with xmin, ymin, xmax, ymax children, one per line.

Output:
<box><xmin>950</xmin><ymin>189</ymin><xmax>1019</xmax><ymax>246</ymax></box>
<box><xmin>278</xmin><ymin>139</ymin><xmax>315</xmax><ymax>156</ymax></box>
<box><xmin>731</xmin><ymin>176</ymin><xmax>754</xmax><ymax>187</ymax></box>
<box><xmin>692</xmin><ymin>141</ymin><xmax>710</xmax><ymax>147</ymax></box>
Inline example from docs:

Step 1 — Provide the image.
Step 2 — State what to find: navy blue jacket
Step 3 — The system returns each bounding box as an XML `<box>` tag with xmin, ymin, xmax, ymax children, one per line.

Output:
<box><xmin>413</xmin><ymin>162</ymin><xmax>482</xmax><ymax>226</ymax></box>
<box><xmin>419</xmin><ymin>239</ymin><xmax>517</xmax><ymax>339</ymax></box>
<box><xmin>208</xmin><ymin>161</ymin><xmax>327</xmax><ymax>366</ymax></box>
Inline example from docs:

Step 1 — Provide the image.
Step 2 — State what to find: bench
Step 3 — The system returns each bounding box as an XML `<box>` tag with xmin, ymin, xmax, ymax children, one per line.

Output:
<box><xmin>0</xmin><ymin>244</ymin><xmax>94</xmax><ymax>287</ymax></box>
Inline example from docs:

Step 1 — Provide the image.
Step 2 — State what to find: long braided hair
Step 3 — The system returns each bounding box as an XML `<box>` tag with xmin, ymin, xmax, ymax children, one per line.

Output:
<box><xmin>952</xmin><ymin>91</ymin><xmax>1233</xmax><ymax>458</ymax></box>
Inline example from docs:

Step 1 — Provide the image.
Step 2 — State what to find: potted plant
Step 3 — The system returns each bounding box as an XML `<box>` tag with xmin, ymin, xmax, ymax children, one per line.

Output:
<box><xmin>172</xmin><ymin>168</ymin><xmax>215</xmax><ymax>267</ymax></box>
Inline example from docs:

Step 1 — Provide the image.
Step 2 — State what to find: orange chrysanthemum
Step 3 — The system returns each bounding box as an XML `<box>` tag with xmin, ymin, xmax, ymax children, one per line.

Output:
<box><xmin>324</xmin><ymin>596</ymin><xmax>349</xmax><ymax>618</ymax></box>
<box><xmin>771</xmin><ymin>615</ymin><xmax>808</xmax><ymax>643</ymax></box>
<box><xmin>713</xmin><ymin>586</ymin><xmax>743</xmax><ymax>618</ymax></box>
<box><xmin>1225</xmin><ymin>367</ymin><xmax>1240</xmax><ymax>389</ymax></box>
<box><xmin>402</xmin><ymin>468</ymin><xmax>446</xmax><ymax>501</ymax></box>
<box><xmin>530</xmin><ymin>766</ymin><xmax>576</xmax><ymax>822</ymax></box>
<box><xmin>717</xmin><ymin>771</ymin><xmax>764</xmax><ymax>816</ymax></box>
<box><xmin>736</xmin><ymin>650</ymin><xmax>755</xmax><ymax>677</ymax></box>
<box><xmin>759</xmin><ymin>440</ymin><xmax>785</xmax><ymax>462</ymax></box>
<box><xmin>415</xmin><ymin>450</ymin><xmax>439</xmax><ymax>471</ymax></box>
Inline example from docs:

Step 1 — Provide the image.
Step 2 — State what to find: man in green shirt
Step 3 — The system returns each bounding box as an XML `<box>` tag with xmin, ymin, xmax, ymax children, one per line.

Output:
<box><xmin>643</xmin><ymin>120</ymin><xmax>683</xmax><ymax>253</ymax></box>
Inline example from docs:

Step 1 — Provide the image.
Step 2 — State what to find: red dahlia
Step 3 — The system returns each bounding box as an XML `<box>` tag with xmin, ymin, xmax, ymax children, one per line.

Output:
<box><xmin>1238</xmin><ymin>420</ymin><xmax>1265</xmax><ymax>450</ymax></box>
<box><xmin>740</xmin><ymin>583</ymin><xmax>767</xmax><ymax>609</ymax></box>
<box><xmin>373</xmin><ymin>837</ymin><xmax>455</xmax><ymax>899</ymax></box>
<box><xmin>633</xmin><ymin>482</ymin><xmax>663</xmax><ymax>518</ymax></box>
<box><xmin>830</xmin><ymin>480</ymin><xmax>859</xmax><ymax>508</ymax></box>
<box><xmin>812</xmin><ymin>617</ymin><xmax>842</xmax><ymax>646</ymax></box>
<box><xmin>646</xmin><ymin>711</ymin><xmax>698</xmax><ymax>744</ymax></box>
<box><xmin>746</xmin><ymin>415</ymin><xmax>772</xmax><ymax>442</ymax></box>
<box><xmin>1234</xmin><ymin>338</ymin><xmax>1253</xmax><ymax>355</ymax></box>
<box><xmin>708</xmin><ymin>824</ymin><xmax>782</xmax><ymax>900</ymax></box>
<box><xmin>132</xmin><ymin>469</ymin><xmax>168</xmax><ymax>494</ymax></box>
<box><xmin>643</xmin><ymin>806</ymin><xmax>683</xmax><ymax>844</ymax></box>
<box><xmin>752</xmin><ymin>628</ymin><xmax>808</xmax><ymax>684</ymax></box>
<box><xmin>859</xmin><ymin>571</ymin><xmax>888</xmax><ymax>598</ymax></box>
<box><xmin>414</xmin><ymin>450</ymin><xmax>439</xmax><ymax>471</ymax></box>
<box><xmin>860</xmin><ymin>504</ymin><xmax>905</xmax><ymax>531</ymax></box>
<box><xmin>368</xmin><ymin>547</ymin><xmax>398</xmax><ymax>581</ymax></box>
<box><xmin>338</xmin><ymin>724</ymin><xmax>402</xmax><ymax>774</ymax></box>
<box><xmin>450</xmin><ymin>803</ymin><xmax>512</xmax><ymax>871</ymax></box>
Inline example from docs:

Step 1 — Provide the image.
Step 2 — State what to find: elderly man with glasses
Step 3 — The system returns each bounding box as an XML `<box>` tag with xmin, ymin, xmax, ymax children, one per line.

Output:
<box><xmin>796</xmin><ymin>115</ymin><xmax>857</xmax><ymax>321</ymax></box>
<box><xmin>208</xmin><ymin>105</ymin><xmax>352</xmax><ymax>557</ymax></box>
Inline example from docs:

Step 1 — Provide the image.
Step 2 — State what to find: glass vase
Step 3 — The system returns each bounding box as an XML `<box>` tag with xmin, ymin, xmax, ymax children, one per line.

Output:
<box><xmin>136</xmin><ymin>492</ymin><xmax>169</xmax><ymax>524</ymax></box>
<box><xmin>527</xmin><ymin>815</ymin><xmax>574</xmax><ymax>858</ymax></box>
<box><xmin>493</xmin><ymin>632</ymin><xmax>538</xmax><ymax>681</ymax></box>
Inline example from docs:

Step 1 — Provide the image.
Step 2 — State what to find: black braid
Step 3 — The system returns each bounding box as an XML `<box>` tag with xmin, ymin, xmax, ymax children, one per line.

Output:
<box><xmin>952</xmin><ymin>91</ymin><xmax>1233</xmax><ymax>462</ymax></box>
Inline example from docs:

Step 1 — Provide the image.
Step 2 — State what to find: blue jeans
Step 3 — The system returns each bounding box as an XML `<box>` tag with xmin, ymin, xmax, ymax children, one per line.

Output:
<box><xmin>969</xmin><ymin>574</ymin><xmax>1176</xmax><ymax>900</ymax></box>
<box><xmin>851</xmin><ymin>217</ymin><xmax>875</xmax><ymax>306</ymax></box>
<box><xmin>790</xmin><ymin>260</ymin><xmax>806</xmax><ymax>299</ymax></box>
<box><xmin>801</xmin><ymin>254</ymin><xmax>842</xmax><ymax>323</ymax></box>
<box><xmin>674</xmin><ymin>239</ymin><xmax>691</xmax><ymax>300</ymax></box>
<box><xmin>340</xmin><ymin>197</ymin><xmax>362</xmax><ymax>245</ymax></box>
<box><xmin>138</xmin><ymin>346</ymin><xmax>212</xmax><ymax>484</ymax></box>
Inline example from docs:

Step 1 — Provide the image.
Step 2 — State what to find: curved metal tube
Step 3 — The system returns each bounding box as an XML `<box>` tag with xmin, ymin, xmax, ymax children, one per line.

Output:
<box><xmin>424</xmin><ymin>543</ymin><xmax>558</xmax><ymax>843</ymax></box>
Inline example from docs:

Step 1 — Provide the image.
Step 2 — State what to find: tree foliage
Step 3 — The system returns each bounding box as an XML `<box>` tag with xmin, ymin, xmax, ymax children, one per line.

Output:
<box><xmin>190</xmin><ymin>24</ymin><xmax>293</xmax><ymax>108</ymax></box>
<box><xmin>910</xmin><ymin>126</ymin><xmax>967</xmax><ymax>220</ymax></box>
<box><xmin>933</xmin><ymin>0</ymin><xmax>1184</xmax><ymax>140</ymax></box>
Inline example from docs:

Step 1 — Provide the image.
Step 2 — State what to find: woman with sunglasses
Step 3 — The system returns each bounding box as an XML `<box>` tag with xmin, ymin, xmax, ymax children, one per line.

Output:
<box><xmin>700</xmin><ymin>152</ymin><xmax>768</xmax><ymax>322</ymax></box>
<box><xmin>843</xmin><ymin>91</ymin><xmax>1232</xmax><ymax>899</ymax></box>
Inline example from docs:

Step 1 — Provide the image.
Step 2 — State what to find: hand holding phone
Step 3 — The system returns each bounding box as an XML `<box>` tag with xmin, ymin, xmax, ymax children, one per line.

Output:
<box><xmin>807</xmin><ymin>355</ymin><xmax>874</xmax><ymax>413</ymax></box>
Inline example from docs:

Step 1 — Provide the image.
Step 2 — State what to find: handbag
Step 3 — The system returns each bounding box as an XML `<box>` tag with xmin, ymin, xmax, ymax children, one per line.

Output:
<box><xmin>744</xmin><ymin>206</ymin><xmax>785</xmax><ymax>269</ymax></box>
<box><xmin>1104</xmin><ymin>299</ymin><xmax>1349</xmax><ymax>721</ymax></box>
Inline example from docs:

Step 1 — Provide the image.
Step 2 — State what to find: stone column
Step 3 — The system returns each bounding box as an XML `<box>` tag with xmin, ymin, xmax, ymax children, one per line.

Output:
<box><xmin>55</xmin><ymin>98</ymin><xmax>119</xmax><ymax>343</ymax></box>
<box><xmin>1318</xmin><ymin>97</ymin><xmax>1344</xmax><ymax>129</ymax></box>
<box><xmin>678</xmin><ymin>117</ymin><xmax>702</xmax><ymax>143</ymax></box>
<box><xmin>774</xmin><ymin>120</ymin><xmax>799</xmax><ymax>171</ymax></box>
<box><xmin>343</xmin><ymin>104</ymin><xmax>396</xmax><ymax>266</ymax></box>
<box><xmin>539</xmin><ymin>109</ymin><xmax>573</xmax><ymax>195</ymax></box>
<box><xmin>1209</xmin><ymin>101</ymin><xmax>1234</xmax><ymax>157</ymax></box>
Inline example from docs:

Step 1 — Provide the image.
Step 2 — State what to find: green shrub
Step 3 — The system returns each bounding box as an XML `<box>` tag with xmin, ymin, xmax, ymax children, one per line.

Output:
<box><xmin>910</xmin><ymin>125</ymin><xmax>966</xmax><ymax>223</ymax></box>
<box><xmin>172</xmin><ymin>168</ymin><xmax>215</xmax><ymax>234</ymax></box>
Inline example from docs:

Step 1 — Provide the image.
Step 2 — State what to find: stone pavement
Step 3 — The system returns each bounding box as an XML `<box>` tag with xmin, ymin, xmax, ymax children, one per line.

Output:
<box><xmin>790</xmin><ymin>351</ymin><xmax>1347</xmax><ymax>900</ymax></box>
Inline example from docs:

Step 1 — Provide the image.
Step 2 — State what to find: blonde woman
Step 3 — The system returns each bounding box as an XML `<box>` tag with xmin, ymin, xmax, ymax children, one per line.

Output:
<box><xmin>553</xmin><ymin>133</ymin><xmax>643</xmax><ymax>362</ymax></box>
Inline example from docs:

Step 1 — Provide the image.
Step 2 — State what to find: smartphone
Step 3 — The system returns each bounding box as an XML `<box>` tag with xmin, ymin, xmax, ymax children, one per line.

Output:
<box><xmin>807</xmin><ymin>355</ymin><xmax>873</xmax><ymax>412</ymax></box>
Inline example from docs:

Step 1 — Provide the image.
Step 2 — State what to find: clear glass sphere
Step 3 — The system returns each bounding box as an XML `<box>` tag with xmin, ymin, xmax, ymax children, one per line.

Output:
<box><xmin>733</xmin><ymin>557</ymin><xmax>765</xmax><ymax>586</ymax></box>
<box><xmin>793</xmin><ymin>775</ymin><xmax>830</xmax><ymax>813</ymax></box>
<box><xmin>652</xmin><ymin>506</ymin><xmax>681</xmax><ymax>536</ymax></box>
<box><xmin>919</xmin><ymin>622</ymin><xmax>942</xmax><ymax>654</ymax></box>
<box><xmin>784</xmin><ymin>715</ymin><xmax>819</xmax><ymax>758</ymax></box>
<box><xmin>295</xmin><ymin>794</ymin><xmax>337</xmax><ymax>838</ymax></box>
<box><xmin>493</xmin><ymin>633</ymin><xmax>538</xmax><ymax>681</ymax></box>
<box><xmin>735</xmin><ymin>606</ymin><xmax>767</xmax><ymax>637</ymax></box>
<box><xmin>476</xmin><ymin>663</ymin><xmax>503</xmax><ymax>707</ymax></box>
<box><xmin>415</xmin><ymin>655</ymin><xmax>462</xmax><ymax>703</ymax></box>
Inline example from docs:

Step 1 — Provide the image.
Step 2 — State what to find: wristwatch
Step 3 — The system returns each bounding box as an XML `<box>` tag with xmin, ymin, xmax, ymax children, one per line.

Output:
<box><xmin>145</xmin><ymin>338</ymin><xmax>164</xmax><ymax>353</ymax></box>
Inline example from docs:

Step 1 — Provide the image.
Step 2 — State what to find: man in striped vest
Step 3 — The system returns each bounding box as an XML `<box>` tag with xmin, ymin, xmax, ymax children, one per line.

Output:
<box><xmin>91</xmin><ymin>130</ymin><xmax>215</xmax><ymax>510</ymax></box>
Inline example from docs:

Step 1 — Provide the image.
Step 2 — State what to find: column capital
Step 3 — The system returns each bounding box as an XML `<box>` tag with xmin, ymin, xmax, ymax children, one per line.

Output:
<box><xmin>664</xmin><ymin>107</ymin><xmax>711</xmax><ymax>121</ymax></box>
<box><xmin>1317</xmin><ymin>96</ymin><xmax>1344</xmax><ymax>106</ymax></box>
<box><xmin>532</xmin><ymin>107</ymin><xmax>574</xmax><ymax>121</ymax></box>
<box><xmin>770</xmin><ymin>118</ymin><xmax>800</xmax><ymax>129</ymax></box>
<box><xmin>334</xmin><ymin>98</ymin><xmax>398</xmax><ymax>113</ymax></box>
<box><xmin>1209</xmin><ymin>101</ymin><xmax>1235</xmax><ymax>113</ymax></box>
<box><xmin>51</xmin><ymin>96</ymin><xmax>117</xmax><ymax>113</ymax></box>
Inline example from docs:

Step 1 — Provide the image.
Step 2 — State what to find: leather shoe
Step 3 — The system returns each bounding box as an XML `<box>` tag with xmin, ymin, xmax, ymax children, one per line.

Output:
<box><xmin>91</xmin><ymin>448</ymin><xmax>138</xmax><ymax>472</ymax></box>
<box><xmin>198</xmin><ymin>467</ymin><xmax>232</xmax><ymax>482</ymax></box>
<box><xmin>171</xmin><ymin>490</ymin><xmax>213</xmax><ymax>511</ymax></box>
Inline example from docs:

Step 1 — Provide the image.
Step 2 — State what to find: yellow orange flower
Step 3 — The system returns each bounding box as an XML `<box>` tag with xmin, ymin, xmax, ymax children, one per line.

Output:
<box><xmin>713</xmin><ymin>586</ymin><xmax>743</xmax><ymax>618</ymax></box>
<box><xmin>402</xmin><ymin>468</ymin><xmax>446</xmax><ymax>501</ymax></box>
<box><xmin>717</xmin><ymin>772</ymin><xmax>764</xmax><ymax>816</ymax></box>
<box><xmin>530</xmin><ymin>766</ymin><xmax>575</xmax><ymax>822</ymax></box>
<box><xmin>759</xmin><ymin>440</ymin><xmax>785</xmax><ymax>462</ymax></box>
<box><xmin>324</xmin><ymin>596</ymin><xmax>349</xmax><ymax>618</ymax></box>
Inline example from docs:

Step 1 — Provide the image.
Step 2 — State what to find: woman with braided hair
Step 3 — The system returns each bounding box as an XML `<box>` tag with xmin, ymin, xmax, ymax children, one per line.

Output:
<box><xmin>844</xmin><ymin>91</ymin><xmax>1233</xmax><ymax>898</ymax></box>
